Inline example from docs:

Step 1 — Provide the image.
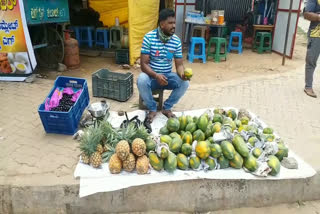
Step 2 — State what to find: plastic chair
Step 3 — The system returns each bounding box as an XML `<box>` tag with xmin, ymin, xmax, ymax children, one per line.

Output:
<box><xmin>253</xmin><ymin>32</ymin><xmax>272</xmax><ymax>54</ymax></box>
<box><xmin>110</xmin><ymin>26</ymin><xmax>123</xmax><ymax>49</ymax></box>
<box><xmin>78</xmin><ymin>26</ymin><xmax>95</xmax><ymax>47</ymax></box>
<box><xmin>227</xmin><ymin>31</ymin><xmax>243</xmax><ymax>54</ymax></box>
<box><xmin>139</xmin><ymin>90</ymin><xmax>164</xmax><ymax>111</ymax></box>
<box><xmin>95</xmin><ymin>27</ymin><xmax>109</xmax><ymax>48</ymax></box>
<box><xmin>188</xmin><ymin>37</ymin><xmax>206</xmax><ymax>63</ymax></box>
<box><xmin>207</xmin><ymin>37</ymin><xmax>227</xmax><ymax>63</ymax></box>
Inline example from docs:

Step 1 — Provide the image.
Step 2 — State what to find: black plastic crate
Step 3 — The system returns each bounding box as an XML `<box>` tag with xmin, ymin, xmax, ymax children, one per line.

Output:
<box><xmin>115</xmin><ymin>49</ymin><xmax>129</xmax><ymax>64</ymax></box>
<box><xmin>92</xmin><ymin>69</ymin><xmax>133</xmax><ymax>102</ymax></box>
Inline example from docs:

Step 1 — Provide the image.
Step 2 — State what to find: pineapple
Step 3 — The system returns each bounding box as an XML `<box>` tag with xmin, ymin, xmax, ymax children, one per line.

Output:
<box><xmin>116</xmin><ymin>140</ymin><xmax>130</xmax><ymax>161</ymax></box>
<box><xmin>123</xmin><ymin>153</ymin><xmax>136</xmax><ymax>172</ymax></box>
<box><xmin>90</xmin><ymin>152</ymin><xmax>102</xmax><ymax>168</ymax></box>
<box><xmin>132</xmin><ymin>138</ymin><xmax>146</xmax><ymax>157</ymax></box>
<box><xmin>109</xmin><ymin>154</ymin><xmax>122</xmax><ymax>174</ymax></box>
<box><xmin>81</xmin><ymin>153</ymin><xmax>90</xmax><ymax>164</ymax></box>
<box><xmin>96</xmin><ymin>144</ymin><xmax>104</xmax><ymax>154</ymax></box>
<box><xmin>136</xmin><ymin>155</ymin><xmax>149</xmax><ymax>174</ymax></box>
<box><xmin>116</xmin><ymin>122</ymin><xmax>137</xmax><ymax>143</ymax></box>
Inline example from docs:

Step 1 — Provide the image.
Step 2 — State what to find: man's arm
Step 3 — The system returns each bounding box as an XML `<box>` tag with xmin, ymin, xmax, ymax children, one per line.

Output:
<box><xmin>304</xmin><ymin>0</ymin><xmax>320</xmax><ymax>21</ymax></box>
<box><xmin>175</xmin><ymin>58</ymin><xmax>186</xmax><ymax>80</ymax></box>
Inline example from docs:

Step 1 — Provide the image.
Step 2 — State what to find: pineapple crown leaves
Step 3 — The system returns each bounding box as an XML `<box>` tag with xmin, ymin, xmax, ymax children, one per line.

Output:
<box><xmin>79</xmin><ymin>126</ymin><xmax>104</xmax><ymax>156</ymax></box>
<box><xmin>116</xmin><ymin>122</ymin><xmax>137</xmax><ymax>143</ymax></box>
<box><xmin>132</xmin><ymin>124</ymin><xmax>150</xmax><ymax>142</ymax></box>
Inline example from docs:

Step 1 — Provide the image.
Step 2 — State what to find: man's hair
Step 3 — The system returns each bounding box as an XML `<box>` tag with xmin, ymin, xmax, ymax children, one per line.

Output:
<box><xmin>158</xmin><ymin>9</ymin><xmax>175</xmax><ymax>23</ymax></box>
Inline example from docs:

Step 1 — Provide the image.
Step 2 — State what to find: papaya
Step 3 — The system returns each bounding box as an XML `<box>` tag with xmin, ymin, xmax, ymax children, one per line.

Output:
<box><xmin>223</xmin><ymin>120</ymin><xmax>237</xmax><ymax>132</ymax></box>
<box><xmin>275</xmin><ymin>143</ymin><xmax>289</xmax><ymax>161</ymax></box>
<box><xmin>214</xmin><ymin>108</ymin><xmax>226</xmax><ymax>115</ymax></box>
<box><xmin>170</xmin><ymin>132</ymin><xmax>181</xmax><ymax>139</ymax></box>
<box><xmin>167</xmin><ymin>118</ymin><xmax>180</xmax><ymax>132</ymax></box>
<box><xmin>218</xmin><ymin>155</ymin><xmax>229</xmax><ymax>169</ymax></box>
<box><xmin>221</xmin><ymin>140</ymin><xmax>235</xmax><ymax>160</ymax></box>
<box><xmin>160</xmin><ymin>147</ymin><xmax>169</xmax><ymax>159</ymax></box>
<box><xmin>189</xmin><ymin>156</ymin><xmax>201</xmax><ymax>170</ymax></box>
<box><xmin>185</xmin><ymin>122</ymin><xmax>197</xmax><ymax>134</ymax></box>
<box><xmin>179</xmin><ymin>130</ymin><xmax>185</xmax><ymax>137</ymax></box>
<box><xmin>263</xmin><ymin>127</ymin><xmax>274</xmax><ymax>134</ymax></box>
<box><xmin>240</xmin><ymin>116</ymin><xmax>249</xmax><ymax>125</ymax></box>
<box><xmin>164</xmin><ymin>153</ymin><xmax>177</xmax><ymax>173</ymax></box>
<box><xmin>247</xmin><ymin>125</ymin><xmax>259</xmax><ymax>135</ymax></box>
<box><xmin>186</xmin><ymin>115</ymin><xmax>193</xmax><ymax>124</ymax></box>
<box><xmin>205</xmin><ymin>157</ymin><xmax>216</xmax><ymax>170</ymax></box>
<box><xmin>244</xmin><ymin>155</ymin><xmax>258</xmax><ymax>172</ymax></box>
<box><xmin>193</xmin><ymin>116</ymin><xmax>198</xmax><ymax>123</ymax></box>
<box><xmin>197</xmin><ymin>115</ymin><xmax>209</xmax><ymax>132</ymax></box>
<box><xmin>213</xmin><ymin>114</ymin><xmax>223</xmax><ymax>123</ymax></box>
<box><xmin>210</xmin><ymin>143</ymin><xmax>222</xmax><ymax>158</ymax></box>
<box><xmin>149</xmin><ymin>152</ymin><xmax>164</xmax><ymax>171</ymax></box>
<box><xmin>264</xmin><ymin>134</ymin><xmax>275</xmax><ymax>142</ymax></box>
<box><xmin>229</xmin><ymin>151</ymin><xmax>244</xmax><ymax>169</ymax></box>
<box><xmin>146</xmin><ymin>138</ymin><xmax>156</xmax><ymax>152</ymax></box>
<box><xmin>268</xmin><ymin>155</ymin><xmax>280</xmax><ymax>176</ymax></box>
<box><xmin>252</xmin><ymin>148</ymin><xmax>262</xmax><ymax>158</ymax></box>
<box><xmin>212</xmin><ymin>122</ymin><xmax>222</xmax><ymax>133</ymax></box>
<box><xmin>207</xmin><ymin>136</ymin><xmax>214</xmax><ymax>144</ymax></box>
<box><xmin>232</xmin><ymin>134</ymin><xmax>249</xmax><ymax>158</ymax></box>
<box><xmin>238</xmin><ymin>125</ymin><xmax>249</xmax><ymax>132</ymax></box>
<box><xmin>179</xmin><ymin>115</ymin><xmax>188</xmax><ymax>131</ymax></box>
<box><xmin>234</xmin><ymin>119</ymin><xmax>242</xmax><ymax>128</ymax></box>
<box><xmin>193</xmin><ymin>129</ymin><xmax>205</xmax><ymax>142</ymax></box>
<box><xmin>177</xmin><ymin>153</ymin><xmax>189</xmax><ymax>170</ymax></box>
<box><xmin>248</xmin><ymin>136</ymin><xmax>258</xmax><ymax>147</ymax></box>
<box><xmin>227</xmin><ymin>109</ymin><xmax>237</xmax><ymax>120</ymax></box>
<box><xmin>205</xmin><ymin>123</ymin><xmax>214</xmax><ymax>139</ymax></box>
<box><xmin>169</xmin><ymin>137</ymin><xmax>183</xmax><ymax>153</ymax></box>
<box><xmin>160</xmin><ymin>135</ymin><xmax>172</xmax><ymax>145</ymax></box>
<box><xmin>181</xmin><ymin>143</ymin><xmax>192</xmax><ymax>156</ymax></box>
<box><xmin>182</xmin><ymin>131</ymin><xmax>193</xmax><ymax>145</ymax></box>
<box><xmin>159</xmin><ymin>126</ymin><xmax>169</xmax><ymax>135</ymax></box>
<box><xmin>195</xmin><ymin>141</ymin><xmax>211</xmax><ymax>160</ymax></box>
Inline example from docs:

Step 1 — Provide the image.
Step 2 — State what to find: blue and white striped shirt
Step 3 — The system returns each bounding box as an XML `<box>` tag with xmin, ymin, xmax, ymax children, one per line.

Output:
<box><xmin>141</xmin><ymin>29</ymin><xmax>183</xmax><ymax>73</ymax></box>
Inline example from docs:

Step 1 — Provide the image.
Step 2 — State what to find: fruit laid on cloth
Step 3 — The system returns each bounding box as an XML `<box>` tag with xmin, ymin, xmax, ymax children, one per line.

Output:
<box><xmin>132</xmin><ymin>138</ymin><xmax>146</xmax><ymax>157</ymax></box>
<box><xmin>240</xmin><ymin>116</ymin><xmax>249</xmax><ymax>125</ymax></box>
<box><xmin>238</xmin><ymin>125</ymin><xmax>249</xmax><ymax>132</ymax></box>
<box><xmin>164</xmin><ymin>152</ymin><xmax>177</xmax><ymax>173</ymax></box>
<box><xmin>169</xmin><ymin>137</ymin><xmax>183</xmax><ymax>153</ymax></box>
<box><xmin>177</xmin><ymin>153</ymin><xmax>189</xmax><ymax>170</ymax></box>
<box><xmin>232</xmin><ymin>134</ymin><xmax>249</xmax><ymax>158</ymax></box>
<box><xmin>123</xmin><ymin>153</ymin><xmax>136</xmax><ymax>172</ymax></box>
<box><xmin>90</xmin><ymin>152</ymin><xmax>103</xmax><ymax>168</ymax></box>
<box><xmin>275</xmin><ymin>143</ymin><xmax>289</xmax><ymax>161</ymax></box>
<box><xmin>205</xmin><ymin>123</ymin><xmax>214</xmax><ymax>139</ymax></box>
<box><xmin>263</xmin><ymin>127</ymin><xmax>274</xmax><ymax>134</ymax></box>
<box><xmin>234</xmin><ymin>119</ymin><xmax>242</xmax><ymax>128</ymax></box>
<box><xmin>221</xmin><ymin>141</ymin><xmax>236</xmax><ymax>160</ymax></box>
<box><xmin>160</xmin><ymin>135</ymin><xmax>172</xmax><ymax>145</ymax></box>
<box><xmin>244</xmin><ymin>155</ymin><xmax>258</xmax><ymax>172</ymax></box>
<box><xmin>264</xmin><ymin>134</ymin><xmax>275</xmax><ymax>142</ymax></box>
<box><xmin>268</xmin><ymin>155</ymin><xmax>281</xmax><ymax>176</ymax></box>
<box><xmin>167</xmin><ymin>118</ymin><xmax>180</xmax><ymax>132</ymax></box>
<box><xmin>197</xmin><ymin>115</ymin><xmax>209</xmax><ymax>132</ymax></box>
<box><xmin>179</xmin><ymin>115</ymin><xmax>188</xmax><ymax>131</ymax></box>
<box><xmin>136</xmin><ymin>155</ymin><xmax>150</xmax><ymax>174</ymax></box>
<box><xmin>227</xmin><ymin>109</ymin><xmax>237</xmax><ymax>120</ymax></box>
<box><xmin>160</xmin><ymin>147</ymin><xmax>169</xmax><ymax>159</ymax></box>
<box><xmin>81</xmin><ymin>153</ymin><xmax>90</xmax><ymax>164</ymax></box>
<box><xmin>205</xmin><ymin>157</ymin><xmax>216</xmax><ymax>170</ymax></box>
<box><xmin>210</xmin><ymin>143</ymin><xmax>222</xmax><ymax>158</ymax></box>
<box><xmin>185</xmin><ymin>122</ymin><xmax>197</xmax><ymax>134</ymax></box>
<box><xmin>186</xmin><ymin>115</ymin><xmax>193</xmax><ymax>124</ymax></box>
<box><xmin>109</xmin><ymin>154</ymin><xmax>122</xmax><ymax>174</ymax></box>
<box><xmin>248</xmin><ymin>136</ymin><xmax>258</xmax><ymax>147</ymax></box>
<box><xmin>149</xmin><ymin>152</ymin><xmax>164</xmax><ymax>171</ymax></box>
<box><xmin>213</xmin><ymin>114</ymin><xmax>223</xmax><ymax>123</ymax></box>
<box><xmin>182</xmin><ymin>131</ymin><xmax>193</xmax><ymax>145</ymax></box>
<box><xmin>229</xmin><ymin>151</ymin><xmax>244</xmax><ymax>169</ymax></box>
<box><xmin>195</xmin><ymin>141</ymin><xmax>211</xmax><ymax>159</ymax></box>
<box><xmin>193</xmin><ymin>129</ymin><xmax>205</xmax><ymax>141</ymax></box>
<box><xmin>184</xmin><ymin>68</ymin><xmax>193</xmax><ymax>79</ymax></box>
<box><xmin>218</xmin><ymin>155</ymin><xmax>229</xmax><ymax>169</ymax></box>
<box><xmin>170</xmin><ymin>132</ymin><xmax>181</xmax><ymax>139</ymax></box>
<box><xmin>116</xmin><ymin>140</ymin><xmax>130</xmax><ymax>161</ymax></box>
<box><xmin>146</xmin><ymin>138</ymin><xmax>156</xmax><ymax>152</ymax></box>
<box><xmin>252</xmin><ymin>148</ymin><xmax>262</xmax><ymax>158</ymax></box>
<box><xmin>207</xmin><ymin>137</ymin><xmax>214</xmax><ymax>144</ymax></box>
<box><xmin>212</xmin><ymin>122</ymin><xmax>222</xmax><ymax>133</ymax></box>
<box><xmin>181</xmin><ymin>143</ymin><xmax>192</xmax><ymax>156</ymax></box>
<box><xmin>214</xmin><ymin>108</ymin><xmax>226</xmax><ymax>115</ymax></box>
<box><xmin>189</xmin><ymin>155</ymin><xmax>201</xmax><ymax>170</ymax></box>
<box><xmin>193</xmin><ymin>116</ymin><xmax>199</xmax><ymax>123</ymax></box>
<box><xmin>160</xmin><ymin>126</ymin><xmax>169</xmax><ymax>135</ymax></box>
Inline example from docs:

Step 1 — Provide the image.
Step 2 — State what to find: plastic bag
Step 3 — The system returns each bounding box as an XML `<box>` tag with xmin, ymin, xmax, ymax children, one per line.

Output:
<box><xmin>44</xmin><ymin>87</ymin><xmax>63</xmax><ymax>111</ymax></box>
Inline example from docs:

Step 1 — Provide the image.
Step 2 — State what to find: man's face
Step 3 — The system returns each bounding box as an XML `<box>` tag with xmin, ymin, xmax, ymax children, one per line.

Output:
<box><xmin>160</xmin><ymin>16</ymin><xmax>176</xmax><ymax>36</ymax></box>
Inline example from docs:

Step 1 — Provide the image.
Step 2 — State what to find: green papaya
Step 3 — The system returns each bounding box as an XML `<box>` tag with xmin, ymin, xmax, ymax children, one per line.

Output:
<box><xmin>252</xmin><ymin>148</ymin><xmax>262</xmax><ymax>158</ymax></box>
<box><xmin>167</xmin><ymin>118</ymin><xmax>180</xmax><ymax>132</ymax></box>
<box><xmin>169</xmin><ymin>137</ymin><xmax>183</xmax><ymax>154</ymax></box>
<box><xmin>179</xmin><ymin>115</ymin><xmax>188</xmax><ymax>131</ymax></box>
<box><xmin>186</xmin><ymin>115</ymin><xmax>193</xmax><ymax>124</ymax></box>
<box><xmin>268</xmin><ymin>155</ymin><xmax>280</xmax><ymax>176</ymax></box>
<box><xmin>197</xmin><ymin>115</ymin><xmax>209</xmax><ymax>132</ymax></box>
<box><xmin>210</xmin><ymin>143</ymin><xmax>222</xmax><ymax>158</ymax></box>
<box><xmin>185</xmin><ymin>122</ymin><xmax>197</xmax><ymax>134</ymax></box>
<box><xmin>248</xmin><ymin>136</ymin><xmax>258</xmax><ymax>147</ymax></box>
<box><xmin>205</xmin><ymin>157</ymin><xmax>216</xmax><ymax>170</ymax></box>
<box><xmin>182</xmin><ymin>131</ymin><xmax>193</xmax><ymax>145</ymax></box>
<box><xmin>181</xmin><ymin>143</ymin><xmax>192</xmax><ymax>156</ymax></box>
<box><xmin>229</xmin><ymin>151</ymin><xmax>244</xmax><ymax>169</ymax></box>
<box><xmin>240</xmin><ymin>116</ymin><xmax>249</xmax><ymax>125</ymax></box>
<box><xmin>159</xmin><ymin>126</ymin><xmax>169</xmax><ymax>135</ymax></box>
<box><xmin>263</xmin><ymin>127</ymin><xmax>274</xmax><ymax>134</ymax></box>
<box><xmin>164</xmin><ymin>153</ymin><xmax>177</xmax><ymax>173</ymax></box>
<box><xmin>218</xmin><ymin>155</ymin><xmax>229</xmax><ymax>169</ymax></box>
<box><xmin>232</xmin><ymin>134</ymin><xmax>249</xmax><ymax>158</ymax></box>
<box><xmin>275</xmin><ymin>143</ymin><xmax>289</xmax><ymax>161</ymax></box>
<box><xmin>227</xmin><ymin>109</ymin><xmax>237</xmax><ymax>120</ymax></box>
<box><xmin>146</xmin><ymin>138</ymin><xmax>156</xmax><ymax>152</ymax></box>
<box><xmin>244</xmin><ymin>155</ymin><xmax>258</xmax><ymax>172</ymax></box>
<box><xmin>207</xmin><ymin>137</ymin><xmax>214</xmax><ymax>144</ymax></box>
<box><xmin>170</xmin><ymin>132</ymin><xmax>181</xmax><ymax>139</ymax></box>
<box><xmin>160</xmin><ymin>135</ymin><xmax>172</xmax><ymax>145</ymax></box>
<box><xmin>149</xmin><ymin>152</ymin><xmax>164</xmax><ymax>171</ymax></box>
<box><xmin>213</xmin><ymin>114</ymin><xmax>223</xmax><ymax>123</ymax></box>
<box><xmin>160</xmin><ymin>147</ymin><xmax>169</xmax><ymax>159</ymax></box>
<box><xmin>189</xmin><ymin>156</ymin><xmax>201</xmax><ymax>170</ymax></box>
<box><xmin>193</xmin><ymin>129</ymin><xmax>205</xmax><ymax>142</ymax></box>
<box><xmin>221</xmin><ymin>141</ymin><xmax>235</xmax><ymax>160</ymax></box>
<box><xmin>177</xmin><ymin>153</ymin><xmax>189</xmax><ymax>170</ymax></box>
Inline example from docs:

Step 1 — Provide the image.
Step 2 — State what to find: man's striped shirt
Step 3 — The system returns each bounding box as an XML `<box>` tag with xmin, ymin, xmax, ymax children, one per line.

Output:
<box><xmin>141</xmin><ymin>29</ymin><xmax>182</xmax><ymax>73</ymax></box>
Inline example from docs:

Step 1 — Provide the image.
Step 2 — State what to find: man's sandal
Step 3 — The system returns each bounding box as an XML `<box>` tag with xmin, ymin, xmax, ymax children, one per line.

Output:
<box><xmin>304</xmin><ymin>88</ymin><xmax>317</xmax><ymax>98</ymax></box>
<box><xmin>162</xmin><ymin>110</ymin><xmax>176</xmax><ymax>118</ymax></box>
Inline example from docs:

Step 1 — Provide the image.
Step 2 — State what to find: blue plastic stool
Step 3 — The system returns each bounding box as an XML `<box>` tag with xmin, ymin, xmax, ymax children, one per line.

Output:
<box><xmin>188</xmin><ymin>37</ymin><xmax>206</xmax><ymax>63</ymax></box>
<box><xmin>228</xmin><ymin>32</ymin><xmax>243</xmax><ymax>54</ymax></box>
<box><xmin>69</xmin><ymin>26</ymin><xmax>80</xmax><ymax>42</ymax></box>
<box><xmin>78</xmin><ymin>26</ymin><xmax>95</xmax><ymax>47</ymax></box>
<box><xmin>95</xmin><ymin>27</ymin><xmax>109</xmax><ymax>48</ymax></box>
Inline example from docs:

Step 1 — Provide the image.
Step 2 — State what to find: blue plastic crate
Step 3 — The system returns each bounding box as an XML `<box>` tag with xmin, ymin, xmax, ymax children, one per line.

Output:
<box><xmin>38</xmin><ymin>76</ymin><xmax>89</xmax><ymax>135</ymax></box>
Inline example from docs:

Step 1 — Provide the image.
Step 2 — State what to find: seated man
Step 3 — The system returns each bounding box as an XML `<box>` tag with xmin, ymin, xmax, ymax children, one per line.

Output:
<box><xmin>137</xmin><ymin>9</ymin><xmax>189</xmax><ymax>122</ymax></box>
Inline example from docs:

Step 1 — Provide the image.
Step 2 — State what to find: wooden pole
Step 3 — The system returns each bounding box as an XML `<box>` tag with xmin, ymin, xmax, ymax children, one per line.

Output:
<box><xmin>282</xmin><ymin>0</ymin><xmax>293</xmax><ymax>66</ymax></box>
<box><xmin>182</xmin><ymin>0</ymin><xmax>187</xmax><ymax>48</ymax></box>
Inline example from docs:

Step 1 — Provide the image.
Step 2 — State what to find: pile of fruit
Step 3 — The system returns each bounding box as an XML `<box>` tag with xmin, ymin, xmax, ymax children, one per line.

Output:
<box><xmin>152</xmin><ymin>108</ymin><xmax>289</xmax><ymax>176</ymax></box>
<box><xmin>79</xmin><ymin>121</ymin><xmax>156</xmax><ymax>174</ymax></box>
<box><xmin>51</xmin><ymin>94</ymin><xmax>75</xmax><ymax>112</ymax></box>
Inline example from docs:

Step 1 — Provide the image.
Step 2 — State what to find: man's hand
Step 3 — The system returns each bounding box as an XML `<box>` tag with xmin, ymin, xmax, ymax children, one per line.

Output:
<box><xmin>155</xmin><ymin>74</ymin><xmax>168</xmax><ymax>86</ymax></box>
<box><xmin>177</xmin><ymin>70</ymin><xmax>188</xmax><ymax>81</ymax></box>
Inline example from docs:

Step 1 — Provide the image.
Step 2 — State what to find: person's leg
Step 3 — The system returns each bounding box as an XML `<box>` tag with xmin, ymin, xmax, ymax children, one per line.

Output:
<box><xmin>305</xmin><ymin>37</ymin><xmax>320</xmax><ymax>97</ymax></box>
<box><xmin>162</xmin><ymin>73</ymin><xmax>189</xmax><ymax>117</ymax></box>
